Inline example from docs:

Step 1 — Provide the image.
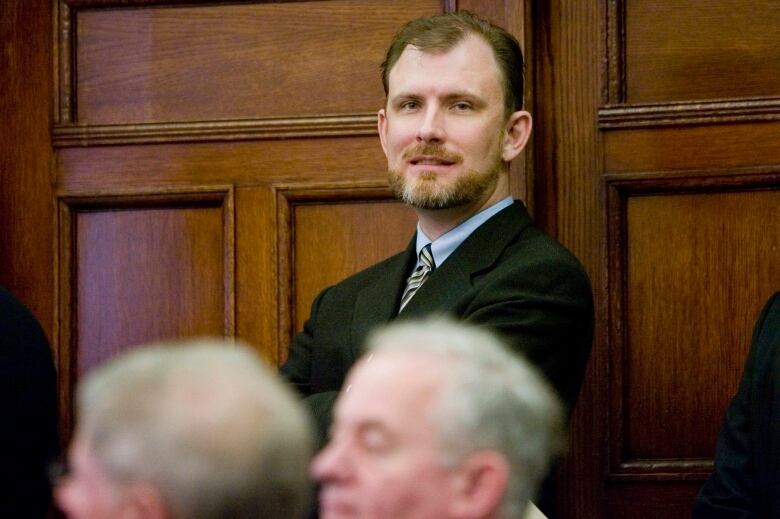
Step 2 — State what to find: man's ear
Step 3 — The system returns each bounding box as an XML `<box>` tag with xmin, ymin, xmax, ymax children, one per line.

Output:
<box><xmin>377</xmin><ymin>108</ymin><xmax>389</xmax><ymax>156</ymax></box>
<box><xmin>502</xmin><ymin>110</ymin><xmax>532</xmax><ymax>162</ymax></box>
<box><xmin>123</xmin><ymin>482</ymin><xmax>170</xmax><ymax>519</ymax></box>
<box><xmin>449</xmin><ymin>451</ymin><xmax>510</xmax><ymax>519</ymax></box>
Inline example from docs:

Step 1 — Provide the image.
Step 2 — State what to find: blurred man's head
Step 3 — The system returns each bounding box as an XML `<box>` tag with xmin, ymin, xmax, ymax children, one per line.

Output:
<box><xmin>312</xmin><ymin>318</ymin><xmax>566</xmax><ymax>519</ymax></box>
<box><xmin>56</xmin><ymin>339</ymin><xmax>314</xmax><ymax>519</ymax></box>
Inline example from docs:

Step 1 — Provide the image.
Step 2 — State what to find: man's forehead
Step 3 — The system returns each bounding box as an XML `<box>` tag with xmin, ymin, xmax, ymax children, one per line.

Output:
<box><xmin>335</xmin><ymin>352</ymin><xmax>449</xmax><ymax>417</ymax></box>
<box><xmin>386</xmin><ymin>35</ymin><xmax>502</xmax><ymax>98</ymax></box>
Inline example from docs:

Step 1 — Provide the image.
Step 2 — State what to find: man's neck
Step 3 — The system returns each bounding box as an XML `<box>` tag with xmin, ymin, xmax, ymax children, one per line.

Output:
<box><xmin>416</xmin><ymin>183</ymin><xmax>510</xmax><ymax>241</ymax></box>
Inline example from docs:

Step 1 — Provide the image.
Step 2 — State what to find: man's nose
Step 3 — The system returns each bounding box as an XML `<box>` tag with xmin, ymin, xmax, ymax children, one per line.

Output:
<box><xmin>416</xmin><ymin>105</ymin><xmax>445</xmax><ymax>143</ymax></box>
<box><xmin>310</xmin><ymin>437</ymin><xmax>352</xmax><ymax>483</ymax></box>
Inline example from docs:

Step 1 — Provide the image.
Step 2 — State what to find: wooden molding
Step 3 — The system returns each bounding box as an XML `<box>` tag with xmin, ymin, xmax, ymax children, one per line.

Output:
<box><xmin>55</xmin><ymin>1</ymin><xmax>74</xmax><ymax>124</ymax></box>
<box><xmin>274</xmin><ymin>182</ymin><xmax>396</xmax><ymax>363</ymax></box>
<box><xmin>56</xmin><ymin>186</ymin><xmax>235</xmax><ymax>439</ymax></box>
<box><xmin>53</xmin><ymin>114</ymin><xmax>379</xmax><ymax>147</ymax></box>
<box><xmin>604</xmin><ymin>0</ymin><xmax>625</xmax><ymax>105</ymax></box>
<box><xmin>600</xmin><ymin>98</ymin><xmax>780</xmax><ymax>129</ymax></box>
<box><xmin>604</xmin><ymin>166</ymin><xmax>780</xmax><ymax>480</ymax></box>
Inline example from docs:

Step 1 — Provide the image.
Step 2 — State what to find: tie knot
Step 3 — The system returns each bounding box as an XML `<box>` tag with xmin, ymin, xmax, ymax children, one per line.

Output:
<box><xmin>419</xmin><ymin>244</ymin><xmax>435</xmax><ymax>271</ymax></box>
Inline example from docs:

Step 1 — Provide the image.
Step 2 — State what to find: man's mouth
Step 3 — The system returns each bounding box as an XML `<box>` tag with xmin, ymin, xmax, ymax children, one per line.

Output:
<box><xmin>410</xmin><ymin>156</ymin><xmax>456</xmax><ymax>166</ymax></box>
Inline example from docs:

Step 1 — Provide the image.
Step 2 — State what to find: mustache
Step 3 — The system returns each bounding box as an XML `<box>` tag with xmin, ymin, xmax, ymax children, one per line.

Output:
<box><xmin>402</xmin><ymin>145</ymin><xmax>463</xmax><ymax>164</ymax></box>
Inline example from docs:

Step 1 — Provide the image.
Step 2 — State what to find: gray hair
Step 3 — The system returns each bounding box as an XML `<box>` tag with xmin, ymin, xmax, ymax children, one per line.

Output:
<box><xmin>76</xmin><ymin>339</ymin><xmax>313</xmax><ymax>519</ymax></box>
<box><xmin>365</xmin><ymin>318</ymin><xmax>566</xmax><ymax>519</ymax></box>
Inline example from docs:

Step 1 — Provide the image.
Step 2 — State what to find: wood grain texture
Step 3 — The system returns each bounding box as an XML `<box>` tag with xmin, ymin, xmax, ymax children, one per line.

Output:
<box><xmin>624</xmin><ymin>0</ymin><xmax>780</xmax><ymax>103</ymax></box>
<box><xmin>57</xmin><ymin>136</ymin><xmax>388</xmax><ymax>192</ymax></box>
<box><xmin>599</xmin><ymin>98</ymin><xmax>780</xmax><ymax>129</ymax></box>
<box><xmin>532</xmin><ymin>0</ymin><xmax>606</xmax><ymax>517</ymax></box>
<box><xmin>235</xmin><ymin>187</ymin><xmax>280</xmax><ymax>366</ymax></box>
<box><xmin>0</xmin><ymin>0</ymin><xmax>54</xmax><ymax>333</ymax></box>
<box><xmin>622</xmin><ymin>189</ymin><xmax>779</xmax><ymax>462</ymax></box>
<box><xmin>276</xmin><ymin>189</ymin><xmax>417</xmax><ymax>359</ymax></box>
<box><xmin>605</xmin><ymin>121</ymin><xmax>780</xmax><ymax>173</ymax></box>
<box><xmin>72</xmin><ymin>0</ymin><xmax>440</xmax><ymax>124</ymax></box>
<box><xmin>70</xmin><ymin>194</ymin><xmax>231</xmax><ymax>375</ymax></box>
<box><xmin>605</xmin><ymin>481</ymin><xmax>703</xmax><ymax>519</ymax></box>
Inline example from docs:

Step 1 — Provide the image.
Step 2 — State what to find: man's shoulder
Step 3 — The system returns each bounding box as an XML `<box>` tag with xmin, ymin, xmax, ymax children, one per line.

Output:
<box><xmin>325</xmin><ymin>249</ymin><xmax>410</xmax><ymax>292</ymax></box>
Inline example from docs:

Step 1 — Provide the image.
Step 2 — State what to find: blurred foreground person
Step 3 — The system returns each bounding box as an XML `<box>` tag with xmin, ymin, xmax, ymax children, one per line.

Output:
<box><xmin>0</xmin><ymin>286</ymin><xmax>58</xmax><ymax>518</ymax></box>
<box><xmin>56</xmin><ymin>339</ymin><xmax>314</xmax><ymax>519</ymax></box>
<box><xmin>312</xmin><ymin>318</ymin><xmax>565</xmax><ymax>519</ymax></box>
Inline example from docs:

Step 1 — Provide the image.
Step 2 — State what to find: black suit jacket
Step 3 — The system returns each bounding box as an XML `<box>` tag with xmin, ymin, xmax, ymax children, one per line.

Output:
<box><xmin>281</xmin><ymin>201</ymin><xmax>594</xmax><ymax>442</ymax></box>
<box><xmin>693</xmin><ymin>291</ymin><xmax>780</xmax><ymax>518</ymax></box>
<box><xmin>0</xmin><ymin>287</ymin><xmax>59</xmax><ymax>518</ymax></box>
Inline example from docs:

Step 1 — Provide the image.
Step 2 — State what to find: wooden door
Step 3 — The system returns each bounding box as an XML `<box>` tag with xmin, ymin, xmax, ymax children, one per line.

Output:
<box><xmin>11</xmin><ymin>1</ymin><xmax>779</xmax><ymax>518</ymax></box>
<box><xmin>3</xmin><ymin>0</ymin><xmax>531</xmax><ymax>443</ymax></box>
<box><xmin>534</xmin><ymin>1</ymin><xmax>780</xmax><ymax>517</ymax></box>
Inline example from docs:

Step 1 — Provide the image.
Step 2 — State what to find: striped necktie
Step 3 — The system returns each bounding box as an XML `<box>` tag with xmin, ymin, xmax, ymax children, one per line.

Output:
<box><xmin>399</xmin><ymin>244</ymin><xmax>435</xmax><ymax>312</ymax></box>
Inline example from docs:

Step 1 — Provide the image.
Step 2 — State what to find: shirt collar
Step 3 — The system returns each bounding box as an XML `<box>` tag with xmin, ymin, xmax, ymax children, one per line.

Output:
<box><xmin>415</xmin><ymin>197</ymin><xmax>513</xmax><ymax>267</ymax></box>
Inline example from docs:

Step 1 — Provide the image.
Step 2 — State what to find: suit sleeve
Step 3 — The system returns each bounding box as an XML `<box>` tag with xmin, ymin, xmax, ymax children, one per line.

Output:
<box><xmin>465</xmin><ymin>258</ymin><xmax>594</xmax><ymax>411</ymax></box>
<box><xmin>279</xmin><ymin>289</ymin><xmax>338</xmax><ymax>447</ymax></box>
<box><xmin>692</xmin><ymin>293</ymin><xmax>780</xmax><ymax>518</ymax></box>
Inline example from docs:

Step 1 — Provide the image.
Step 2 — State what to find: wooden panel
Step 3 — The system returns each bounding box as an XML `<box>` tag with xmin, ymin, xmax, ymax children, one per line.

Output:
<box><xmin>604</xmin><ymin>174</ymin><xmax>780</xmax><ymax>486</ymax></box>
<box><xmin>235</xmin><ymin>187</ymin><xmax>279</xmax><ymax>365</ymax></box>
<box><xmin>605</xmin><ymin>481</ymin><xmax>702</xmax><ymax>519</ymax></box>
<box><xmin>57</xmin><ymin>137</ymin><xmax>387</xmax><ymax>192</ymax></box>
<box><xmin>605</xmin><ymin>121</ymin><xmax>780</xmax><ymax>173</ymax></box>
<box><xmin>624</xmin><ymin>0</ymin><xmax>780</xmax><ymax>104</ymax></box>
<box><xmin>73</xmin><ymin>0</ymin><xmax>440</xmax><ymax>124</ymax></box>
<box><xmin>533</xmin><ymin>0</ymin><xmax>606</xmax><ymax>517</ymax></box>
<box><xmin>66</xmin><ymin>193</ymin><xmax>233</xmax><ymax>375</ymax></box>
<box><xmin>276</xmin><ymin>189</ymin><xmax>417</xmax><ymax>357</ymax></box>
<box><xmin>623</xmin><ymin>189</ymin><xmax>779</xmax><ymax>460</ymax></box>
<box><xmin>0</xmin><ymin>0</ymin><xmax>54</xmax><ymax>332</ymax></box>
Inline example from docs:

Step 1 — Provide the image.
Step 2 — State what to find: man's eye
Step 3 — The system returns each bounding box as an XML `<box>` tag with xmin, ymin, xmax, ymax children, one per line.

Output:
<box><xmin>400</xmin><ymin>101</ymin><xmax>419</xmax><ymax>110</ymax></box>
<box><xmin>452</xmin><ymin>102</ymin><xmax>472</xmax><ymax>111</ymax></box>
<box><xmin>358</xmin><ymin>428</ymin><xmax>392</xmax><ymax>453</ymax></box>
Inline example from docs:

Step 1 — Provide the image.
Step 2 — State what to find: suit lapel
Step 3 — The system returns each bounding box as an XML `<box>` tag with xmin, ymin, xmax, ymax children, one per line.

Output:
<box><xmin>351</xmin><ymin>237</ymin><xmax>417</xmax><ymax>357</ymax></box>
<box><xmin>399</xmin><ymin>202</ymin><xmax>532</xmax><ymax>316</ymax></box>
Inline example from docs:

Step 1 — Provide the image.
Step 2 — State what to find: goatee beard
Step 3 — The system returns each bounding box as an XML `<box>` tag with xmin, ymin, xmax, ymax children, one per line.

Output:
<box><xmin>388</xmin><ymin>159</ymin><xmax>501</xmax><ymax>210</ymax></box>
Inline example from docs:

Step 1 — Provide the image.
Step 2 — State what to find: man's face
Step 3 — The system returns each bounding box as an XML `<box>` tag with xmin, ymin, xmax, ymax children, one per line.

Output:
<box><xmin>378</xmin><ymin>35</ymin><xmax>528</xmax><ymax>210</ymax></box>
<box><xmin>54</xmin><ymin>436</ymin><xmax>131</xmax><ymax>519</ymax></box>
<box><xmin>311</xmin><ymin>353</ymin><xmax>459</xmax><ymax>519</ymax></box>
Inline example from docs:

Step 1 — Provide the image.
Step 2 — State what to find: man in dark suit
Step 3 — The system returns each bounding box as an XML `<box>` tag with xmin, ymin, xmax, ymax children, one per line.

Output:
<box><xmin>0</xmin><ymin>286</ymin><xmax>59</xmax><ymax>518</ymax></box>
<box><xmin>281</xmin><ymin>11</ymin><xmax>593</xmax><ymax>495</ymax></box>
<box><xmin>693</xmin><ymin>292</ymin><xmax>780</xmax><ymax>518</ymax></box>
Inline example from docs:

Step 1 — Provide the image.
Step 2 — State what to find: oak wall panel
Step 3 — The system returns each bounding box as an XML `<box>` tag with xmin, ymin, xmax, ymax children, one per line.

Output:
<box><xmin>57</xmin><ymin>137</ymin><xmax>387</xmax><ymax>192</ymax></box>
<box><xmin>73</xmin><ymin>0</ymin><xmax>439</xmax><ymax>125</ymax></box>
<box><xmin>605</xmin><ymin>174</ymin><xmax>780</xmax><ymax>482</ymax></box>
<box><xmin>604</xmin><ymin>121</ymin><xmax>780</xmax><ymax>173</ymax></box>
<box><xmin>273</xmin><ymin>188</ymin><xmax>417</xmax><ymax>360</ymax></box>
<box><xmin>624</xmin><ymin>0</ymin><xmax>780</xmax><ymax>104</ymax></box>
<box><xmin>624</xmin><ymin>189</ymin><xmax>779</xmax><ymax>459</ymax></box>
<box><xmin>59</xmin><ymin>190</ymin><xmax>234</xmax><ymax>372</ymax></box>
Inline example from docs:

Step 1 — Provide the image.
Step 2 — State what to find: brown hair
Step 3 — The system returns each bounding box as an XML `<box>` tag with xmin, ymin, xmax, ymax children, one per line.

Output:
<box><xmin>381</xmin><ymin>11</ymin><xmax>525</xmax><ymax>116</ymax></box>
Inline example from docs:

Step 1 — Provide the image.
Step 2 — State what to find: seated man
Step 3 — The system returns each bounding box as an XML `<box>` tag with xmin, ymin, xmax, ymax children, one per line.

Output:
<box><xmin>0</xmin><ymin>286</ymin><xmax>59</xmax><ymax>518</ymax></box>
<box><xmin>55</xmin><ymin>339</ymin><xmax>314</xmax><ymax>519</ymax></box>
<box><xmin>312</xmin><ymin>318</ymin><xmax>566</xmax><ymax>519</ymax></box>
<box><xmin>693</xmin><ymin>291</ymin><xmax>780</xmax><ymax>518</ymax></box>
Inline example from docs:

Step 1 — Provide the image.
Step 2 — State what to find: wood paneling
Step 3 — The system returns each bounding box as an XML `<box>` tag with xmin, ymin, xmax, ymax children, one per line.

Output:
<box><xmin>61</xmin><ymin>191</ymin><xmax>234</xmax><ymax>377</ymax></box>
<box><xmin>624</xmin><ymin>1</ymin><xmax>780</xmax><ymax>104</ymax></box>
<box><xmin>532</xmin><ymin>0</ymin><xmax>605</xmax><ymax>517</ymax></box>
<box><xmin>71</xmin><ymin>0</ymin><xmax>439</xmax><ymax>125</ymax></box>
<box><xmin>543</xmin><ymin>0</ymin><xmax>780</xmax><ymax>517</ymax></box>
<box><xmin>0</xmin><ymin>0</ymin><xmax>54</xmax><ymax>332</ymax></box>
<box><xmin>608</xmin><ymin>182</ymin><xmax>780</xmax><ymax>476</ymax></box>
<box><xmin>605</xmin><ymin>481</ymin><xmax>702</xmax><ymax>519</ymax></box>
<box><xmin>56</xmin><ymin>137</ymin><xmax>387</xmax><ymax>192</ymax></box>
<box><xmin>288</xmin><ymin>194</ymin><xmax>417</xmax><ymax>335</ymax></box>
<box><xmin>605</xmin><ymin>121</ymin><xmax>780</xmax><ymax>173</ymax></box>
